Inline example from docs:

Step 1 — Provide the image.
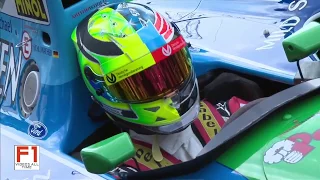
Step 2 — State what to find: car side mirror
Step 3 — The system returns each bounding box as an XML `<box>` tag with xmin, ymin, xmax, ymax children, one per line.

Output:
<box><xmin>81</xmin><ymin>132</ymin><xmax>135</xmax><ymax>174</ymax></box>
<box><xmin>282</xmin><ymin>21</ymin><xmax>320</xmax><ymax>84</ymax></box>
<box><xmin>283</xmin><ymin>21</ymin><xmax>320</xmax><ymax>62</ymax></box>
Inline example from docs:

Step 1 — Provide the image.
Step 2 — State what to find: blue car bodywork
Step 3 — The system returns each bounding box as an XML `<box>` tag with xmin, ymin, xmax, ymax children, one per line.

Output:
<box><xmin>1</xmin><ymin>0</ymin><xmax>319</xmax><ymax>179</ymax></box>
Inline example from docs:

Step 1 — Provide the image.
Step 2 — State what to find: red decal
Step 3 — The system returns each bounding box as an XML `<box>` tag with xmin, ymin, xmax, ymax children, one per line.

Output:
<box><xmin>151</xmin><ymin>36</ymin><xmax>186</xmax><ymax>63</ymax></box>
<box><xmin>312</xmin><ymin>129</ymin><xmax>320</xmax><ymax>140</ymax></box>
<box><xmin>264</xmin><ymin>128</ymin><xmax>320</xmax><ymax>165</ymax></box>
<box><xmin>14</xmin><ymin>145</ymin><xmax>40</xmax><ymax>170</ymax></box>
<box><xmin>160</xmin><ymin>19</ymin><xmax>168</xmax><ymax>34</ymax></box>
<box><xmin>164</xmin><ymin>28</ymin><xmax>173</xmax><ymax>40</ymax></box>
<box><xmin>288</xmin><ymin>133</ymin><xmax>314</xmax><ymax>155</ymax></box>
<box><xmin>288</xmin><ymin>133</ymin><xmax>313</xmax><ymax>144</ymax></box>
<box><xmin>22</xmin><ymin>31</ymin><xmax>32</xmax><ymax>60</ymax></box>
<box><xmin>154</xmin><ymin>12</ymin><xmax>162</xmax><ymax>30</ymax></box>
<box><xmin>154</xmin><ymin>12</ymin><xmax>174</xmax><ymax>41</ymax></box>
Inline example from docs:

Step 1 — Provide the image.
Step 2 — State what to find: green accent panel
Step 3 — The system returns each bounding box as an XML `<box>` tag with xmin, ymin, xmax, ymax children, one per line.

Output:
<box><xmin>263</xmin><ymin>115</ymin><xmax>320</xmax><ymax>180</ymax></box>
<box><xmin>218</xmin><ymin>94</ymin><xmax>320</xmax><ymax>180</ymax></box>
<box><xmin>71</xmin><ymin>28</ymin><xmax>77</xmax><ymax>44</ymax></box>
<box><xmin>81</xmin><ymin>132</ymin><xmax>135</xmax><ymax>174</ymax></box>
<box><xmin>283</xmin><ymin>22</ymin><xmax>320</xmax><ymax>62</ymax></box>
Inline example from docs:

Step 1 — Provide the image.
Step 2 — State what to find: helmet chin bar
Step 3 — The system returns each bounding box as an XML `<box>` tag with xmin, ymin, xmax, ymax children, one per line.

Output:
<box><xmin>166</xmin><ymin>69</ymin><xmax>197</xmax><ymax>110</ymax></box>
<box><xmin>101</xmin><ymin>79</ymin><xmax>200</xmax><ymax>135</ymax></box>
<box><xmin>142</xmin><ymin>79</ymin><xmax>200</xmax><ymax>135</ymax></box>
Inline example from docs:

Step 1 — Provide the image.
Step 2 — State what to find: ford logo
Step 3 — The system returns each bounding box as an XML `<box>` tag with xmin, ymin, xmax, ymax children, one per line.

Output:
<box><xmin>28</xmin><ymin>121</ymin><xmax>48</xmax><ymax>139</ymax></box>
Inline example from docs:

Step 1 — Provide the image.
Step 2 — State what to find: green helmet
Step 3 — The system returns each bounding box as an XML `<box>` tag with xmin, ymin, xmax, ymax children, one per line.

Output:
<box><xmin>71</xmin><ymin>2</ymin><xmax>199</xmax><ymax>134</ymax></box>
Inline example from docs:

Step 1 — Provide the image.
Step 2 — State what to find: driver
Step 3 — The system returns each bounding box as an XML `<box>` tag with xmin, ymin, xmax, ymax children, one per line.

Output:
<box><xmin>71</xmin><ymin>2</ymin><xmax>263</xmax><ymax>177</ymax></box>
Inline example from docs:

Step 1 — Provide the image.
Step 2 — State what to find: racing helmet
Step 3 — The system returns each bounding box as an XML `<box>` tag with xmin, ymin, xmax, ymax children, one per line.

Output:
<box><xmin>71</xmin><ymin>2</ymin><xmax>199</xmax><ymax>135</ymax></box>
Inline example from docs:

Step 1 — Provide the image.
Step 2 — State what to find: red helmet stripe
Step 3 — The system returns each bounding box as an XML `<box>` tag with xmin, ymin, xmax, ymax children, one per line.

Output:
<box><xmin>160</xmin><ymin>17</ymin><xmax>168</xmax><ymax>34</ymax></box>
<box><xmin>154</xmin><ymin>12</ymin><xmax>162</xmax><ymax>31</ymax></box>
<box><xmin>164</xmin><ymin>27</ymin><xmax>173</xmax><ymax>40</ymax></box>
<box><xmin>153</xmin><ymin>12</ymin><xmax>174</xmax><ymax>42</ymax></box>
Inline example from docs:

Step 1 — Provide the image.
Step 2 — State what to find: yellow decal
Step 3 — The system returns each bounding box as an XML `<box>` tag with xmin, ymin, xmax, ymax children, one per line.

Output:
<box><xmin>198</xmin><ymin>101</ymin><xmax>222</xmax><ymax>139</ymax></box>
<box><xmin>105</xmin><ymin>54</ymin><xmax>155</xmax><ymax>85</ymax></box>
<box><xmin>15</xmin><ymin>0</ymin><xmax>48</xmax><ymax>22</ymax></box>
<box><xmin>134</xmin><ymin>143</ymin><xmax>174</xmax><ymax>169</ymax></box>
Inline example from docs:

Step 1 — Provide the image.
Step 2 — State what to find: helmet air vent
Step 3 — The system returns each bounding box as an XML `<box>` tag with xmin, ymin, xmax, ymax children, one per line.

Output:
<box><xmin>144</xmin><ymin>107</ymin><xmax>160</xmax><ymax>112</ymax></box>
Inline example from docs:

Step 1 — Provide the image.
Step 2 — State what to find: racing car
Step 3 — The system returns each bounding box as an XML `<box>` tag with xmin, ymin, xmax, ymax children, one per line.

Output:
<box><xmin>1</xmin><ymin>0</ymin><xmax>320</xmax><ymax>179</ymax></box>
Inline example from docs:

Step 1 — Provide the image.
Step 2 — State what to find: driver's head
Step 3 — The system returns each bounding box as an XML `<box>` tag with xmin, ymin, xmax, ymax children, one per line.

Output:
<box><xmin>71</xmin><ymin>2</ymin><xmax>199</xmax><ymax>135</ymax></box>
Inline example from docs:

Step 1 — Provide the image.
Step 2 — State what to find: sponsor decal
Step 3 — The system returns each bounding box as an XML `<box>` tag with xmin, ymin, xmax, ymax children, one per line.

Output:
<box><xmin>14</xmin><ymin>145</ymin><xmax>40</xmax><ymax>170</ymax></box>
<box><xmin>22</xmin><ymin>31</ymin><xmax>32</xmax><ymax>60</ymax></box>
<box><xmin>28</xmin><ymin>121</ymin><xmax>48</xmax><ymax>139</ymax></box>
<box><xmin>135</xmin><ymin>144</ymin><xmax>173</xmax><ymax>169</ymax></box>
<box><xmin>264</xmin><ymin>128</ymin><xmax>320</xmax><ymax>164</ymax></box>
<box><xmin>106</xmin><ymin>73</ymin><xmax>116</xmax><ymax>84</ymax></box>
<box><xmin>0</xmin><ymin>38</ymin><xmax>23</xmax><ymax>105</ymax></box>
<box><xmin>197</xmin><ymin>101</ymin><xmax>223</xmax><ymax>139</ymax></box>
<box><xmin>105</xmin><ymin>36</ymin><xmax>186</xmax><ymax>85</ymax></box>
<box><xmin>1</xmin><ymin>0</ymin><xmax>49</xmax><ymax>24</ymax></box>
<box><xmin>32</xmin><ymin>43</ymin><xmax>59</xmax><ymax>58</ymax></box>
<box><xmin>162</xmin><ymin>45</ymin><xmax>172</xmax><ymax>56</ymax></box>
<box><xmin>15</xmin><ymin>0</ymin><xmax>48</xmax><ymax>22</ymax></box>
<box><xmin>216</xmin><ymin>101</ymin><xmax>231</xmax><ymax>121</ymax></box>
<box><xmin>115</xmin><ymin>66</ymin><xmax>144</xmax><ymax>80</ymax></box>
<box><xmin>0</xmin><ymin>17</ymin><xmax>12</xmax><ymax>33</ymax></box>
<box><xmin>52</xmin><ymin>50</ymin><xmax>59</xmax><ymax>58</ymax></box>
<box><xmin>33</xmin><ymin>44</ymin><xmax>51</xmax><ymax>56</ymax></box>
<box><xmin>216</xmin><ymin>97</ymin><xmax>247</xmax><ymax>121</ymax></box>
<box><xmin>193</xmin><ymin>101</ymin><xmax>228</xmax><ymax>144</ymax></box>
<box><xmin>104</xmin><ymin>57</ymin><xmax>151</xmax><ymax>85</ymax></box>
<box><xmin>256</xmin><ymin>0</ymin><xmax>308</xmax><ymax>50</ymax></box>
<box><xmin>71</xmin><ymin>171</ymin><xmax>81</xmax><ymax>175</ymax></box>
<box><xmin>72</xmin><ymin>0</ymin><xmax>108</xmax><ymax>18</ymax></box>
<box><xmin>124</xmin><ymin>139</ymin><xmax>181</xmax><ymax>171</ymax></box>
<box><xmin>152</xmin><ymin>35</ymin><xmax>186</xmax><ymax>63</ymax></box>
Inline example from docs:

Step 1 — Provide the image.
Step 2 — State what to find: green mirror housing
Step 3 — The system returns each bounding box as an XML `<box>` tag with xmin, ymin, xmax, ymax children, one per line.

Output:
<box><xmin>283</xmin><ymin>21</ymin><xmax>320</xmax><ymax>62</ymax></box>
<box><xmin>81</xmin><ymin>132</ymin><xmax>135</xmax><ymax>174</ymax></box>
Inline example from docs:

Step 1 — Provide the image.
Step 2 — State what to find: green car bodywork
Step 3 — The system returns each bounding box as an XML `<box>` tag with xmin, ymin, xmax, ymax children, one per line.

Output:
<box><xmin>219</xmin><ymin>94</ymin><xmax>320</xmax><ymax>180</ymax></box>
<box><xmin>217</xmin><ymin>21</ymin><xmax>320</xmax><ymax>180</ymax></box>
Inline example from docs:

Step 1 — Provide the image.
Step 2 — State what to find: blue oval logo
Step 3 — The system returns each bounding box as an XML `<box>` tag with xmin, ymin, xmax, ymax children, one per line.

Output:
<box><xmin>28</xmin><ymin>121</ymin><xmax>48</xmax><ymax>139</ymax></box>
